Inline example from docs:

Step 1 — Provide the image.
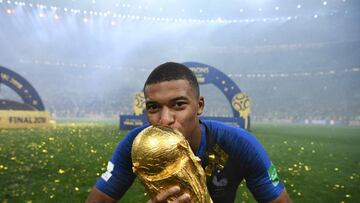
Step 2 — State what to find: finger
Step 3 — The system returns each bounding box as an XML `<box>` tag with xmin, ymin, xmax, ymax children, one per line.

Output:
<box><xmin>153</xmin><ymin>186</ymin><xmax>181</xmax><ymax>202</ymax></box>
<box><xmin>174</xmin><ymin>193</ymin><xmax>191</xmax><ymax>203</ymax></box>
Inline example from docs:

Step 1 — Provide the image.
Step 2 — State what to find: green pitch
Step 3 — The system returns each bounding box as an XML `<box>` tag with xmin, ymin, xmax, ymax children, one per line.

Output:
<box><xmin>0</xmin><ymin>122</ymin><xmax>359</xmax><ymax>202</ymax></box>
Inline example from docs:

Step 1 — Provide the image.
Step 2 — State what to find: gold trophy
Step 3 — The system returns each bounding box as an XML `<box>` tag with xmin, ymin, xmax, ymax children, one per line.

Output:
<box><xmin>132</xmin><ymin>125</ymin><xmax>212</xmax><ymax>203</ymax></box>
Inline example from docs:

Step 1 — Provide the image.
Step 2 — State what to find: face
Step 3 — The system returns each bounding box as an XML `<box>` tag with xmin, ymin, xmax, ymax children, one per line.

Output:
<box><xmin>144</xmin><ymin>79</ymin><xmax>204</xmax><ymax>148</ymax></box>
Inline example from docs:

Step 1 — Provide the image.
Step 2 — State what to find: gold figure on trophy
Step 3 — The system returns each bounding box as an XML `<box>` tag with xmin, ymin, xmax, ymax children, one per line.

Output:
<box><xmin>132</xmin><ymin>125</ymin><xmax>212</xmax><ymax>203</ymax></box>
<box><xmin>231</xmin><ymin>93</ymin><xmax>251</xmax><ymax>129</ymax></box>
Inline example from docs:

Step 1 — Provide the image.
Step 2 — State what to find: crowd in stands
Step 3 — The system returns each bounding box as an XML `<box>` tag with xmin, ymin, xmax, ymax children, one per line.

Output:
<box><xmin>17</xmin><ymin>67</ymin><xmax>357</xmax><ymax>126</ymax></box>
<box><xmin>1</xmin><ymin>63</ymin><xmax>359</xmax><ymax>125</ymax></box>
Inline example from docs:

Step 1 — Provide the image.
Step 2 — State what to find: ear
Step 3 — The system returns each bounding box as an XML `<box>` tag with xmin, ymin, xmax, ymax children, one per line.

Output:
<box><xmin>197</xmin><ymin>96</ymin><xmax>205</xmax><ymax>115</ymax></box>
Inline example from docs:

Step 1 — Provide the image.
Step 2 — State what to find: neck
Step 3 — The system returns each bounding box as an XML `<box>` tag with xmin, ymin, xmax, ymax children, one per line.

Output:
<box><xmin>189</xmin><ymin>123</ymin><xmax>202</xmax><ymax>153</ymax></box>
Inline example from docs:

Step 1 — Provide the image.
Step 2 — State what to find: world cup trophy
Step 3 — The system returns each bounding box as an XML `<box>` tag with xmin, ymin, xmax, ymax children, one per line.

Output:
<box><xmin>131</xmin><ymin>125</ymin><xmax>212</xmax><ymax>203</ymax></box>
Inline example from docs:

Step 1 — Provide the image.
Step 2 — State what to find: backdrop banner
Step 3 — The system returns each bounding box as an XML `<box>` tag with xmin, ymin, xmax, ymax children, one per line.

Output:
<box><xmin>119</xmin><ymin>62</ymin><xmax>251</xmax><ymax>130</ymax></box>
<box><xmin>0</xmin><ymin>110</ymin><xmax>54</xmax><ymax>128</ymax></box>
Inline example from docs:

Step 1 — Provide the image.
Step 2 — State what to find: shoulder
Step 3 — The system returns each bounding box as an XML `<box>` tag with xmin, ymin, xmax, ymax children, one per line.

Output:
<box><xmin>94</xmin><ymin>125</ymin><xmax>149</xmax><ymax>199</ymax></box>
<box><xmin>119</xmin><ymin>125</ymin><xmax>149</xmax><ymax>145</ymax></box>
<box><xmin>113</xmin><ymin>124</ymin><xmax>150</xmax><ymax>155</ymax></box>
<box><xmin>202</xmin><ymin>120</ymin><xmax>267</xmax><ymax>161</ymax></box>
<box><xmin>202</xmin><ymin>119</ymin><xmax>256</xmax><ymax>146</ymax></box>
<box><xmin>201</xmin><ymin>119</ymin><xmax>248</xmax><ymax>135</ymax></box>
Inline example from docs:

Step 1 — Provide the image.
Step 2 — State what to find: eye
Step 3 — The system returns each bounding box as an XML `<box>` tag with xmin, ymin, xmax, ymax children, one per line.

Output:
<box><xmin>174</xmin><ymin>101</ymin><xmax>187</xmax><ymax>109</ymax></box>
<box><xmin>146</xmin><ymin>103</ymin><xmax>159</xmax><ymax>112</ymax></box>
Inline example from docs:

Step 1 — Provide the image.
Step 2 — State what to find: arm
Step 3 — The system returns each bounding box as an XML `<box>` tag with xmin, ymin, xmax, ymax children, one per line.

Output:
<box><xmin>86</xmin><ymin>187</ymin><xmax>116</xmax><ymax>203</ymax></box>
<box><xmin>231</xmin><ymin>129</ymin><xmax>291</xmax><ymax>202</ymax></box>
<box><xmin>269</xmin><ymin>189</ymin><xmax>292</xmax><ymax>203</ymax></box>
<box><xmin>86</xmin><ymin>127</ymin><xmax>146</xmax><ymax>202</ymax></box>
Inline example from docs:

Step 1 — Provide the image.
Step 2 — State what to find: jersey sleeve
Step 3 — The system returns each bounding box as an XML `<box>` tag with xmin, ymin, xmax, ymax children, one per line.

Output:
<box><xmin>240</xmin><ymin>131</ymin><xmax>285</xmax><ymax>202</ymax></box>
<box><xmin>208</xmin><ymin>120</ymin><xmax>285</xmax><ymax>202</ymax></box>
<box><xmin>95</xmin><ymin>126</ymin><xmax>147</xmax><ymax>200</ymax></box>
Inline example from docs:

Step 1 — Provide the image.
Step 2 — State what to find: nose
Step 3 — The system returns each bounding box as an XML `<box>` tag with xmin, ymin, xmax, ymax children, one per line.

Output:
<box><xmin>158</xmin><ymin>107</ymin><xmax>175</xmax><ymax>126</ymax></box>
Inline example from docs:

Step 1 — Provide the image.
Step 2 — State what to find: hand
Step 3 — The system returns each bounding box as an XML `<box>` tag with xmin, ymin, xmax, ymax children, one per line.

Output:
<box><xmin>147</xmin><ymin>186</ymin><xmax>191</xmax><ymax>203</ymax></box>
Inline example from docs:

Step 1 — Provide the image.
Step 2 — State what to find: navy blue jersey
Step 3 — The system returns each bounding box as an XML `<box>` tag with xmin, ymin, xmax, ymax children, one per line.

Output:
<box><xmin>96</xmin><ymin>120</ymin><xmax>284</xmax><ymax>202</ymax></box>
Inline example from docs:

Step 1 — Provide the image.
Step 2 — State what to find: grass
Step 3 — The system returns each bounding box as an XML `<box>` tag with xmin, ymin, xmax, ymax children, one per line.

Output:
<box><xmin>0</xmin><ymin>122</ymin><xmax>359</xmax><ymax>203</ymax></box>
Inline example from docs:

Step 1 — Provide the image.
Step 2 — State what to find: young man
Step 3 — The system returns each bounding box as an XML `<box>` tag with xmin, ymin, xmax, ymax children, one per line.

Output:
<box><xmin>86</xmin><ymin>62</ymin><xmax>292</xmax><ymax>203</ymax></box>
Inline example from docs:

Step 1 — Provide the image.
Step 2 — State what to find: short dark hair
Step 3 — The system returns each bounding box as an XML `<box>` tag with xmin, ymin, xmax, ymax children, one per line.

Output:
<box><xmin>144</xmin><ymin>62</ymin><xmax>200</xmax><ymax>97</ymax></box>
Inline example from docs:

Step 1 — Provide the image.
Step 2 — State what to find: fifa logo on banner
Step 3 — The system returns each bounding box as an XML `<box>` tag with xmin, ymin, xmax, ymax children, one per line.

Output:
<box><xmin>231</xmin><ymin>93</ymin><xmax>251</xmax><ymax>129</ymax></box>
<box><xmin>133</xmin><ymin>92</ymin><xmax>145</xmax><ymax>116</ymax></box>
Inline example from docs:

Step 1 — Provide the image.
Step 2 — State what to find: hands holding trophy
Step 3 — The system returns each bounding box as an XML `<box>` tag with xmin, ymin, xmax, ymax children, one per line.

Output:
<box><xmin>131</xmin><ymin>125</ymin><xmax>213</xmax><ymax>203</ymax></box>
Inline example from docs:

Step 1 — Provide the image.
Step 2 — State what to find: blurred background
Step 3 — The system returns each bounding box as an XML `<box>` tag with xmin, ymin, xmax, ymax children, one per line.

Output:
<box><xmin>1</xmin><ymin>1</ymin><xmax>360</xmax><ymax>202</ymax></box>
<box><xmin>0</xmin><ymin>0</ymin><xmax>359</xmax><ymax>125</ymax></box>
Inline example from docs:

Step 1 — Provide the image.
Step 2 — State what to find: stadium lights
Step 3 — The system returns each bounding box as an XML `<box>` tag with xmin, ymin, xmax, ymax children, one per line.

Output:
<box><xmin>38</xmin><ymin>4</ymin><xmax>46</xmax><ymax>9</ymax></box>
<box><xmin>1</xmin><ymin>1</ymin><xmax>349</xmax><ymax>25</ymax></box>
